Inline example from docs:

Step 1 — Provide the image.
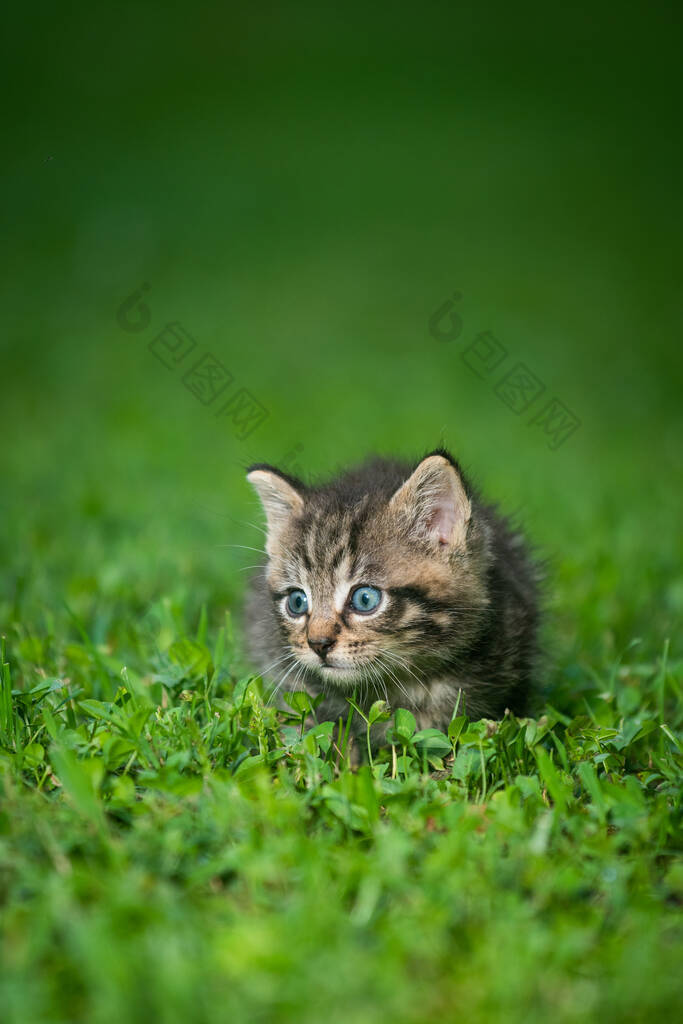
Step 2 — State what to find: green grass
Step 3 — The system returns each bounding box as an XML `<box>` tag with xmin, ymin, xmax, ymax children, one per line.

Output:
<box><xmin>0</xmin><ymin>597</ymin><xmax>681</xmax><ymax>1022</ymax></box>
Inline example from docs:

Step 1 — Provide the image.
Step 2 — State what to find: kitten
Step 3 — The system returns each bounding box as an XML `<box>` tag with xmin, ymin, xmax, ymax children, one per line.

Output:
<box><xmin>244</xmin><ymin>449</ymin><xmax>540</xmax><ymax>740</ymax></box>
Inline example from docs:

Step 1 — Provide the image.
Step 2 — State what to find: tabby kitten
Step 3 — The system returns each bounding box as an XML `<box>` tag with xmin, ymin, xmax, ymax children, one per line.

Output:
<box><xmin>244</xmin><ymin>450</ymin><xmax>540</xmax><ymax>739</ymax></box>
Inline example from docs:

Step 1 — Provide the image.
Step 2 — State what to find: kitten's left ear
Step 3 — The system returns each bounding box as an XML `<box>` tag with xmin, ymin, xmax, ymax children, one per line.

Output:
<box><xmin>246</xmin><ymin>465</ymin><xmax>304</xmax><ymax>556</ymax></box>
<box><xmin>389</xmin><ymin>453</ymin><xmax>471</xmax><ymax>550</ymax></box>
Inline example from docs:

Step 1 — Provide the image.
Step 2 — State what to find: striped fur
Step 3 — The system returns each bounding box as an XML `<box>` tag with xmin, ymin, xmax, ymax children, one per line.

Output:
<box><xmin>244</xmin><ymin>449</ymin><xmax>540</xmax><ymax>740</ymax></box>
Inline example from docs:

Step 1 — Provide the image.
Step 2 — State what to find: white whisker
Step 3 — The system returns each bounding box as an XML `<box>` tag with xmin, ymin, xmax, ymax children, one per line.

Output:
<box><xmin>215</xmin><ymin>543</ymin><xmax>266</xmax><ymax>554</ymax></box>
<box><xmin>382</xmin><ymin>649</ymin><xmax>431</xmax><ymax>697</ymax></box>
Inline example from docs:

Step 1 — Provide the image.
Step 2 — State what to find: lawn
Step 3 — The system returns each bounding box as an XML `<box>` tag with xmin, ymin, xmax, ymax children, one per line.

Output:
<box><xmin>1</xmin><ymin>3</ymin><xmax>682</xmax><ymax>1021</ymax></box>
<box><xmin>0</xmin><ymin>621</ymin><xmax>681</xmax><ymax>1022</ymax></box>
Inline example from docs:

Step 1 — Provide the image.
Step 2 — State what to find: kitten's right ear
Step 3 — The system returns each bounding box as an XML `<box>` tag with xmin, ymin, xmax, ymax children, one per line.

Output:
<box><xmin>389</xmin><ymin>453</ymin><xmax>471</xmax><ymax>551</ymax></box>
<box><xmin>246</xmin><ymin>465</ymin><xmax>304</xmax><ymax>556</ymax></box>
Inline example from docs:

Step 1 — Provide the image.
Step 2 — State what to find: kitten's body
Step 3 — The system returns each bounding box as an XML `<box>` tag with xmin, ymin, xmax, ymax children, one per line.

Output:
<box><xmin>244</xmin><ymin>450</ymin><xmax>540</xmax><ymax>739</ymax></box>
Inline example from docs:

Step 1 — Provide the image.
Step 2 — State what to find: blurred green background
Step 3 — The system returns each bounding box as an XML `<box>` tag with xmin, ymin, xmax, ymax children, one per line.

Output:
<box><xmin>2</xmin><ymin>0</ymin><xmax>681</xmax><ymax>678</ymax></box>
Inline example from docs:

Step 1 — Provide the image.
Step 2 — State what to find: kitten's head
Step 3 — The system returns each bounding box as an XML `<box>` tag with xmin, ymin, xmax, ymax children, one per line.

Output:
<box><xmin>246</xmin><ymin>451</ymin><xmax>490</xmax><ymax>690</ymax></box>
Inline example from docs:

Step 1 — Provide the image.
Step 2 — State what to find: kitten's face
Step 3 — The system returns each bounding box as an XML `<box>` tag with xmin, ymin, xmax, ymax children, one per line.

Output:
<box><xmin>248</xmin><ymin>455</ymin><xmax>488</xmax><ymax>691</ymax></box>
<box><xmin>265</xmin><ymin>507</ymin><xmax>459</xmax><ymax>687</ymax></box>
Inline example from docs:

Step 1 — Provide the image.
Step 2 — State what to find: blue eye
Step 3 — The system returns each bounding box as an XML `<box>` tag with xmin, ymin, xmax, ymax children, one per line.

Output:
<box><xmin>350</xmin><ymin>586</ymin><xmax>382</xmax><ymax>613</ymax></box>
<box><xmin>286</xmin><ymin>589</ymin><xmax>308</xmax><ymax>616</ymax></box>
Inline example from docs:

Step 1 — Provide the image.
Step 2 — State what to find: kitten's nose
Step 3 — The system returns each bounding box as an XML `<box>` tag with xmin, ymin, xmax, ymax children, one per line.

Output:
<box><xmin>308</xmin><ymin>636</ymin><xmax>335</xmax><ymax>659</ymax></box>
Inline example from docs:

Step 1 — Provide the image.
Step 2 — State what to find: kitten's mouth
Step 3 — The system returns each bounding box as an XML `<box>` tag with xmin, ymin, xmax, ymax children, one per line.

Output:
<box><xmin>317</xmin><ymin>663</ymin><xmax>361</xmax><ymax>686</ymax></box>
